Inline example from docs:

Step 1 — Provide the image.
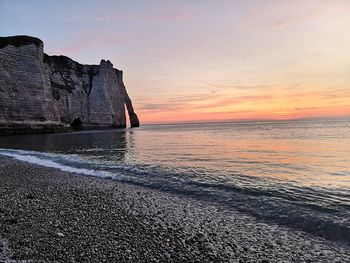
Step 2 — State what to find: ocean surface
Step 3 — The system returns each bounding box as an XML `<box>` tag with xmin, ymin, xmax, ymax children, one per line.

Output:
<box><xmin>0</xmin><ymin>118</ymin><xmax>350</xmax><ymax>245</ymax></box>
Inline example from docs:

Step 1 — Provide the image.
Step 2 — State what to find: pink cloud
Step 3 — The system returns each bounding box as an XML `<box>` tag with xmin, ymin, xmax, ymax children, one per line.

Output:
<box><xmin>137</xmin><ymin>92</ymin><xmax>274</xmax><ymax>114</ymax></box>
<box><xmin>242</xmin><ymin>0</ymin><xmax>350</xmax><ymax>31</ymax></box>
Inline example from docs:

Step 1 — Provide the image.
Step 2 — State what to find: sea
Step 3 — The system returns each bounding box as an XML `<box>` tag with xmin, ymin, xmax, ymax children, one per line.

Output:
<box><xmin>0</xmin><ymin>118</ymin><xmax>349</xmax><ymax>245</ymax></box>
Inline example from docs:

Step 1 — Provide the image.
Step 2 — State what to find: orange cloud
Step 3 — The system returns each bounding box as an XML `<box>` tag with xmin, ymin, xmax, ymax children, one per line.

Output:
<box><xmin>136</xmin><ymin>84</ymin><xmax>350</xmax><ymax>124</ymax></box>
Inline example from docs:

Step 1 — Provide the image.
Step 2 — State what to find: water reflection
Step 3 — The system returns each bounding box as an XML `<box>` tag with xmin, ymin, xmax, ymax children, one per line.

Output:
<box><xmin>0</xmin><ymin>129</ymin><xmax>133</xmax><ymax>162</ymax></box>
<box><xmin>1</xmin><ymin>119</ymin><xmax>350</xmax><ymax>244</ymax></box>
<box><xmin>0</xmin><ymin>120</ymin><xmax>349</xmax><ymax>190</ymax></box>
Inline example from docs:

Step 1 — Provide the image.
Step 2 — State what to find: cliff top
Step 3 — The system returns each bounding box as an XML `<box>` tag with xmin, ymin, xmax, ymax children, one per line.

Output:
<box><xmin>0</xmin><ymin>35</ymin><xmax>43</xmax><ymax>49</ymax></box>
<box><xmin>1</xmin><ymin>35</ymin><xmax>119</xmax><ymax>71</ymax></box>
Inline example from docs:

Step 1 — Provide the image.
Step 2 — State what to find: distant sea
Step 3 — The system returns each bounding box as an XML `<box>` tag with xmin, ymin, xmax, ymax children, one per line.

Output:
<box><xmin>0</xmin><ymin>118</ymin><xmax>349</xmax><ymax>245</ymax></box>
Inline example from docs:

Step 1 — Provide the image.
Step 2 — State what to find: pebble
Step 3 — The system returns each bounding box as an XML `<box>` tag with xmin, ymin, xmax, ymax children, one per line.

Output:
<box><xmin>0</xmin><ymin>156</ymin><xmax>349</xmax><ymax>262</ymax></box>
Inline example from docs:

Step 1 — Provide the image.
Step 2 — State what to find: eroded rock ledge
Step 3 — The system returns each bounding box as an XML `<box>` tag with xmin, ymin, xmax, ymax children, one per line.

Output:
<box><xmin>0</xmin><ymin>35</ymin><xmax>139</xmax><ymax>135</ymax></box>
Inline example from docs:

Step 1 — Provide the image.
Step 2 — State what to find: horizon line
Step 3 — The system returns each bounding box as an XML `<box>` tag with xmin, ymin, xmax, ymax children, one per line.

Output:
<box><xmin>139</xmin><ymin>115</ymin><xmax>350</xmax><ymax>126</ymax></box>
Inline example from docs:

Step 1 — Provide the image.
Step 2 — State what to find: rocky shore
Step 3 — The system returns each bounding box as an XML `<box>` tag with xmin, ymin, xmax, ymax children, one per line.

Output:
<box><xmin>0</xmin><ymin>156</ymin><xmax>349</xmax><ymax>262</ymax></box>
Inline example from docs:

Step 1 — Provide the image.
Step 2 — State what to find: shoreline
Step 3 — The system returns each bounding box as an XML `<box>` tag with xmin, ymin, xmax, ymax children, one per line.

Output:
<box><xmin>0</xmin><ymin>125</ymin><xmax>134</xmax><ymax>137</ymax></box>
<box><xmin>0</xmin><ymin>156</ymin><xmax>349</xmax><ymax>262</ymax></box>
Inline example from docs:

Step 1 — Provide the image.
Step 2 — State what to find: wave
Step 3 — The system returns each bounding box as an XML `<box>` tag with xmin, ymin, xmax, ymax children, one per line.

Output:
<box><xmin>1</xmin><ymin>148</ymin><xmax>350</xmax><ymax>246</ymax></box>
<box><xmin>0</xmin><ymin>149</ymin><xmax>128</xmax><ymax>181</ymax></box>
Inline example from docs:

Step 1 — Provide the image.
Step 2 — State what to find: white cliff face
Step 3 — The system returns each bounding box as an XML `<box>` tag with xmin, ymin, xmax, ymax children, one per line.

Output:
<box><xmin>0</xmin><ymin>39</ymin><xmax>62</xmax><ymax>133</ymax></box>
<box><xmin>0</xmin><ymin>35</ymin><xmax>139</xmax><ymax>134</ymax></box>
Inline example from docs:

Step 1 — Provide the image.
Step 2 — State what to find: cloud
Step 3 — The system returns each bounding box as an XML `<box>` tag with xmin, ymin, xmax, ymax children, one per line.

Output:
<box><xmin>294</xmin><ymin>107</ymin><xmax>321</xmax><ymax>110</ymax></box>
<box><xmin>140</xmin><ymin>103</ymin><xmax>179</xmax><ymax>110</ymax></box>
<box><xmin>137</xmin><ymin>92</ymin><xmax>274</xmax><ymax>113</ymax></box>
<box><xmin>241</xmin><ymin>0</ymin><xmax>350</xmax><ymax>31</ymax></box>
<box><xmin>287</xmin><ymin>87</ymin><xmax>350</xmax><ymax>100</ymax></box>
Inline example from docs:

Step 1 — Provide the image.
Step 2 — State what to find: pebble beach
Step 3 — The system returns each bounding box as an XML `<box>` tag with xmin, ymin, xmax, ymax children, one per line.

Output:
<box><xmin>0</xmin><ymin>156</ymin><xmax>349</xmax><ymax>262</ymax></box>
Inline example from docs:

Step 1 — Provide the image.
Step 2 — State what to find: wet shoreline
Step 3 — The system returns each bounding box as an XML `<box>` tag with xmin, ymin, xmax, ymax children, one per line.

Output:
<box><xmin>0</xmin><ymin>156</ymin><xmax>349</xmax><ymax>262</ymax></box>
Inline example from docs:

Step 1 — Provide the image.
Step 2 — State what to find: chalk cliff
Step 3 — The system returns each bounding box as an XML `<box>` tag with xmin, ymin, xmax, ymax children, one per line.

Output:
<box><xmin>0</xmin><ymin>35</ymin><xmax>139</xmax><ymax>135</ymax></box>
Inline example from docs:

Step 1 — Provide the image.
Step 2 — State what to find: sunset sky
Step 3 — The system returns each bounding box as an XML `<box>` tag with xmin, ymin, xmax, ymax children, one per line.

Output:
<box><xmin>1</xmin><ymin>0</ymin><xmax>349</xmax><ymax>124</ymax></box>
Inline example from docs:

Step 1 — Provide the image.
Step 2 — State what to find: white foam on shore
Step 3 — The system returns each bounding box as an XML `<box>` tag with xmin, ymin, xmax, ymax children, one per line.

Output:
<box><xmin>0</xmin><ymin>149</ymin><xmax>127</xmax><ymax>181</ymax></box>
<box><xmin>0</xmin><ymin>148</ymin><xmax>88</xmax><ymax>163</ymax></box>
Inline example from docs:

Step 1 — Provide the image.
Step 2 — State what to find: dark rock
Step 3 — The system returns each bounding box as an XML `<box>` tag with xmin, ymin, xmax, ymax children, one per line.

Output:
<box><xmin>26</xmin><ymin>194</ymin><xmax>35</xmax><ymax>200</ymax></box>
<box><xmin>7</xmin><ymin>218</ymin><xmax>18</xmax><ymax>224</ymax></box>
<box><xmin>0</xmin><ymin>35</ymin><xmax>43</xmax><ymax>49</ymax></box>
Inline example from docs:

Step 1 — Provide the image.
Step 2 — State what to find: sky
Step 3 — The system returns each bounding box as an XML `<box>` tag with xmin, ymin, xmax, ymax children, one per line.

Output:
<box><xmin>1</xmin><ymin>0</ymin><xmax>349</xmax><ymax>124</ymax></box>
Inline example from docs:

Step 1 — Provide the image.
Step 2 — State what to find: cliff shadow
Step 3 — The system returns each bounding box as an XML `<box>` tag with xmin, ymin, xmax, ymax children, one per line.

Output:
<box><xmin>0</xmin><ymin>129</ymin><xmax>133</xmax><ymax>162</ymax></box>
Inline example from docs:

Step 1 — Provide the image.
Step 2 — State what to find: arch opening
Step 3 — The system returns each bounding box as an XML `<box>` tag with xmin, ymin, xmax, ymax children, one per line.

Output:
<box><xmin>71</xmin><ymin>117</ymin><xmax>83</xmax><ymax>130</ymax></box>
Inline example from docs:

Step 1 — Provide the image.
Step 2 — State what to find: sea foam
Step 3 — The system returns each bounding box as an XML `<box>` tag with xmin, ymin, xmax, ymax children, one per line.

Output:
<box><xmin>0</xmin><ymin>149</ymin><xmax>126</xmax><ymax>181</ymax></box>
